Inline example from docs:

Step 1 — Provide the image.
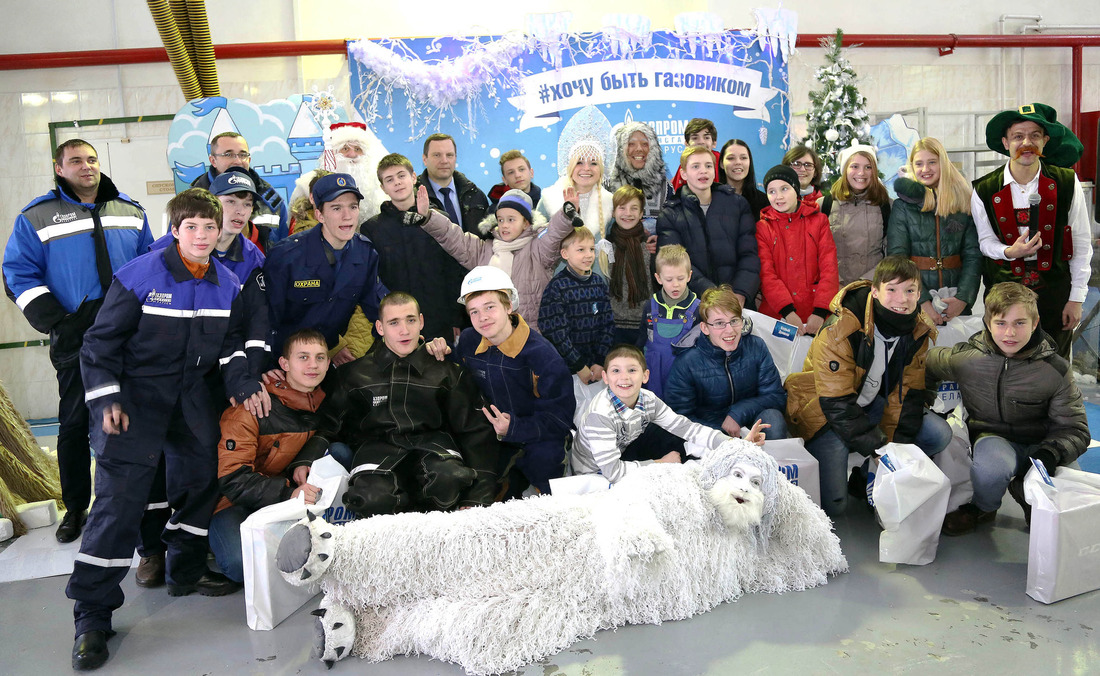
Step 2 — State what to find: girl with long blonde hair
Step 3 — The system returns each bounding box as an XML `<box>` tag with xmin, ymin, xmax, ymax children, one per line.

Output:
<box><xmin>886</xmin><ymin>137</ymin><xmax>981</xmax><ymax>324</ymax></box>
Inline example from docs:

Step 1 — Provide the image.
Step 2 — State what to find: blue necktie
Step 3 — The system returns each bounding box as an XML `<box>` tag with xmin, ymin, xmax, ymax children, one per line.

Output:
<box><xmin>439</xmin><ymin>186</ymin><xmax>461</xmax><ymax>226</ymax></box>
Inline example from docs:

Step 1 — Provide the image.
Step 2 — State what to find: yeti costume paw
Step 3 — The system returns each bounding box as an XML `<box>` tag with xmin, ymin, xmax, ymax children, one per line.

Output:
<box><xmin>311</xmin><ymin>595</ymin><xmax>356</xmax><ymax>669</ymax></box>
<box><xmin>276</xmin><ymin>511</ymin><xmax>336</xmax><ymax>585</ymax></box>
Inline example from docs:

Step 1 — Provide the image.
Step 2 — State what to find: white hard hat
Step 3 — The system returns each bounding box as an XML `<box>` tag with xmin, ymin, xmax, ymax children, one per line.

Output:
<box><xmin>457</xmin><ymin>266</ymin><xmax>519</xmax><ymax>306</ymax></box>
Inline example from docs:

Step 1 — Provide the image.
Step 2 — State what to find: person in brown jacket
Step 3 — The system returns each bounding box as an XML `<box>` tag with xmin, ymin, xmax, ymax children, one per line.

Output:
<box><xmin>785</xmin><ymin>256</ymin><xmax>952</xmax><ymax>516</ymax></box>
<box><xmin>208</xmin><ymin>328</ymin><xmax>338</xmax><ymax>585</ymax></box>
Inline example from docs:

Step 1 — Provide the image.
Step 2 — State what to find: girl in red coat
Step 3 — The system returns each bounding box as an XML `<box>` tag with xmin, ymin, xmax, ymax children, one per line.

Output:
<box><xmin>755</xmin><ymin>165</ymin><xmax>840</xmax><ymax>336</ymax></box>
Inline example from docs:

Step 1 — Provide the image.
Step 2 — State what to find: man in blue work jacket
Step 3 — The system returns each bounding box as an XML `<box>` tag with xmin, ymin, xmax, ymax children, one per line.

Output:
<box><xmin>264</xmin><ymin>173</ymin><xmax>387</xmax><ymax>364</ymax></box>
<box><xmin>2</xmin><ymin>139</ymin><xmax>152</xmax><ymax>544</ymax></box>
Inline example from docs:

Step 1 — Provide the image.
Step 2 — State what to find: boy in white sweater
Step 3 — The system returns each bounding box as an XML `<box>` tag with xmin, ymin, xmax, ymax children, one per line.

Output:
<box><xmin>571</xmin><ymin>344</ymin><xmax>765</xmax><ymax>482</ymax></box>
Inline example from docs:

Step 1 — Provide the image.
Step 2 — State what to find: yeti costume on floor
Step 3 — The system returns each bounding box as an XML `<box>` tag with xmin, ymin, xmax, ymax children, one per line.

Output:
<box><xmin>276</xmin><ymin>440</ymin><xmax>847</xmax><ymax>674</ymax></box>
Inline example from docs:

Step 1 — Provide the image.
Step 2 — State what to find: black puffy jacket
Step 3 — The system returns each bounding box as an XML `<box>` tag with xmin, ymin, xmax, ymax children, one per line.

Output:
<box><xmin>418</xmin><ymin>169</ymin><xmax>490</xmax><ymax>238</ymax></box>
<box><xmin>360</xmin><ymin>201</ymin><xmax>468</xmax><ymax>341</ymax></box>
<box><xmin>656</xmin><ymin>184</ymin><xmax>760</xmax><ymax>302</ymax></box>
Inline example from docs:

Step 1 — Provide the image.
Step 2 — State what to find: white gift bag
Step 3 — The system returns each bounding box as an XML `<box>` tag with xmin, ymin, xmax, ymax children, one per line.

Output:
<box><xmin>872</xmin><ymin>443</ymin><xmax>951</xmax><ymax>565</ymax></box>
<box><xmin>307</xmin><ymin>455</ymin><xmax>356</xmax><ymax>526</ymax></box>
<box><xmin>241</xmin><ymin>456</ymin><xmax>347</xmax><ymax>631</ymax></box>
<box><xmin>762</xmin><ymin>437</ymin><xmax>821</xmax><ymax>506</ymax></box>
<box><xmin>572</xmin><ymin>377</ymin><xmax>606</xmax><ymax>430</ymax></box>
<box><xmin>742</xmin><ymin>309</ymin><xmax>813</xmax><ymax>380</ymax></box>
<box><xmin>933</xmin><ymin>412</ymin><xmax>973</xmax><ymax>512</ymax></box>
<box><xmin>1024</xmin><ymin>461</ymin><xmax>1100</xmax><ymax>604</ymax></box>
<box><xmin>930</xmin><ymin>315</ymin><xmax>984</xmax><ymax>413</ymax></box>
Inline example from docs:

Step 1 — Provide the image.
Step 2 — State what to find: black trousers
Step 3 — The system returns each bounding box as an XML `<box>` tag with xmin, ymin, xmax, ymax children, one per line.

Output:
<box><xmin>55</xmin><ymin>365</ymin><xmax>92</xmax><ymax>514</ymax></box>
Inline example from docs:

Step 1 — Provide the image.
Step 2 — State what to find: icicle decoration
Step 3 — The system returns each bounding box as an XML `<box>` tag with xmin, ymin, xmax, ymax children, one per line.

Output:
<box><xmin>673</xmin><ymin>12</ymin><xmax>726</xmax><ymax>58</ymax></box>
<box><xmin>747</xmin><ymin>6</ymin><xmax>799</xmax><ymax>64</ymax></box>
<box><xmin>525</xmin><ymin>12</ymin><xmax>574</xmax><ymax>70</ymax></box>
<box><xmin>602</xmin><ymin>14</ymin><xmax>653</xmax><ymax>58</ymax></box>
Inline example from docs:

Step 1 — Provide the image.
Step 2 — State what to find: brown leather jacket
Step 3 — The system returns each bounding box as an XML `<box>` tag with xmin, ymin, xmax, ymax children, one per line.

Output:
<box><xmin>215</xmin><ymin>380</ymin><xmax>325</xmax><ymax>513</ymax></box>
<box><xmin>785</xmin><ymin>280</ymin><xmax>936</xmax><ymax>455</ymax></box>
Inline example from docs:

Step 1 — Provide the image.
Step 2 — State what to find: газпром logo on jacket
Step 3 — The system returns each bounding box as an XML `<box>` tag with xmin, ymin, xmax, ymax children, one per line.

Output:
<box><xmin>52</xmin><ymin>211</ymin><xmax>78</xmax><ymax>224</ymax></box>
<box><xmin>147</xmin><ymin>289</ymin><xmax>173</xmax><ymax>305</ymax></box>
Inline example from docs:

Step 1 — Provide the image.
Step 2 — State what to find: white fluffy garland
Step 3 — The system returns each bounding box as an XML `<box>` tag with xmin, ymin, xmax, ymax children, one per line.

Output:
<box><xmin>283</xmin><ymin>442</ymin><xmax>847</xmax><ymax>675</ymax></box>
<box><xmin>347</xmin><ymin>17</ymin><xmax>794</xmax><ymax>141</ymax></box>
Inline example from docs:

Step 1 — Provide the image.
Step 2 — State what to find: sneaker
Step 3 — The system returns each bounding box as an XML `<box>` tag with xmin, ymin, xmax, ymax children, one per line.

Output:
<box><xmin>942</xmin><ymin>503</ymin><xmax>996</xmax><ymax>536</ymax></box>
<box><xmin>1007</xmin><ymin>477</ymin><xmax>1032</xmax><ymax>527</ymax></box>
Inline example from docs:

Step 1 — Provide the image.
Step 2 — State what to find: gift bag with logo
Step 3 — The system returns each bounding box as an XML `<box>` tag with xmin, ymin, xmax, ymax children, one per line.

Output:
<box><xmin>933</xmin><ymin>411</ymin><xmax>973</xmax><ymax>512</ymax></box>
<box><xmin>307</xmin><ymin>454</ymin><xmax>357</xmax><ymax>526</ymax></box>
<box><xmin>240</xmin><ymin>456</ymin><xmax>348</xmax><ymax>630</ymax></box>
<box><xmin>762</xmin><ymin>437</ymin><xmax>821</xmax><ymax>506</ymax></box>
<box><xmin>872</xmin><ymin>443</ymin><xmax>951</xmax><ymax>565</ymax></box>
<box><xmin>1024</xmin><ymin>461</ymin><xmax>1100</xmax><ymax>604</ymax></box>
<box><xmin>741</xmin><ymin>310</ymin><xmax>813</xmax><ymax>381</ymax></box>
<box><xmin>930</xmin><ymin>315</ymin><xmax>984</xmax><ymax>412</ymax></box>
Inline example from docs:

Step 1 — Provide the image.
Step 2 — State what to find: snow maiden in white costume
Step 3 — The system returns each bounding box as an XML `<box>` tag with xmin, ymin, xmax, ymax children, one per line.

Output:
<box><xmin>535</xmin><ymin>105</ymin><xmax>615</xmax><ymax>244</ymax></box>
<box><xmin>276</xmin><ymin>440</ymin><xmax>847</xmax><ymax>674</ymax></box>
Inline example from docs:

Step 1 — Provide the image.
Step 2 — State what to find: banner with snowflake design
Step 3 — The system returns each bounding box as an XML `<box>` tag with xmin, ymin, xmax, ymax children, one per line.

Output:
<box><xmin>348</xmin><ymin>30</ymin><xmax>789</xmax><ymax>188</ymax></box>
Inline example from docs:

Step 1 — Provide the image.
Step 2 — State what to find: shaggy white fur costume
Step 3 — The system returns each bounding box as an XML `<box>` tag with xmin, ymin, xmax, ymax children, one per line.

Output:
<box><xmin>277</xmin><ymin>440</ymin><xmax>847</xmax><ymax>674</ymax></box>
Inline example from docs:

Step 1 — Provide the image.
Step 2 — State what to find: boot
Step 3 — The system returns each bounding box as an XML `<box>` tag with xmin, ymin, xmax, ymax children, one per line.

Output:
<box><xmin>135</xmin><ymin>552</ymin><xmax>165</xmax><ymax>588</ymax></box>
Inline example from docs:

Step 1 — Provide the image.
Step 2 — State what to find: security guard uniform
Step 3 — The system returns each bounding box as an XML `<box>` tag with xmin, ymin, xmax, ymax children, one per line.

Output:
<box><xmin>264</xmin><ymin>224</ymin><xmax>387</xmax><ymax>359</ymax></box>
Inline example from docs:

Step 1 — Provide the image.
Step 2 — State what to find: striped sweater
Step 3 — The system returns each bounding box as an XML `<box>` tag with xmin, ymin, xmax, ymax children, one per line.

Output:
<box><xmin>571</xmin><ymin>386</ymin><xmax>729</xmax><ymax>482</ymax></box>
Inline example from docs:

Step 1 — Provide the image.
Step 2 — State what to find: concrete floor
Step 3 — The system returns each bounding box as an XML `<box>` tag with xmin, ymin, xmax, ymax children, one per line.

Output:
<box><xmin>1</xmin><ymin>498</ymin><xmax>1097</xmax><ymax>676</ymax></box>
<box><xmin>5</xmin><ymin>380</ymin><xmax>1100</xmax><ymax>675</ymax></box>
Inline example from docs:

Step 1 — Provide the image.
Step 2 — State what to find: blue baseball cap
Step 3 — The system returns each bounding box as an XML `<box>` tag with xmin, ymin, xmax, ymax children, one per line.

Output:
<box><xmin>210</xmin><ymin>169</ymin><xmax>260</xmax><ymax>198</ymax></box>
<box><xmin>311</xmin><ymin>173</ymin><xmax>364</xmax><ymax>207</ymax></box>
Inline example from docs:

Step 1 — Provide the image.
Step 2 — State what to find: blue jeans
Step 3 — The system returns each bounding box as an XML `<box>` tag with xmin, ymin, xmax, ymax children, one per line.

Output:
<box><xmin>208</xmin><ymin>505</ymin><xmax>249</xmax><ymax>584</ymax></box>
<box><xmin>806</xmin><ymin>397</ymin><xmax>953</xmax><ymax>517</ymax></box>
<box><xmin>754</xmin><ymin>408</ymin><xmax>789</xmax><ymax>440</ymax></box>
<box><xmin>326</xmin><ymin>442</ymin><xmax>354</xmax><ymax>471</ymax></box>
<box><xmin>970</xmin><ymin>436</ymin><xmax>1036</xmax><ymax>513</ymax></box>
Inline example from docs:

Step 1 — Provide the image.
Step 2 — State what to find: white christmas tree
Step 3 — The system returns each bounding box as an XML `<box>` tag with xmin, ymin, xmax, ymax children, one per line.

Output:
<box><xmin>805</xmin><ymin>29</ymin><xmax>872</xmax><ymax>181</ymax></box>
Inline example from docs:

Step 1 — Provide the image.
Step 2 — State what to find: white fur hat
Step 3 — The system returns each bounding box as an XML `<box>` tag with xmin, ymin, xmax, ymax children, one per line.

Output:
<box><xmin>837</xmin><ymin>142</ymin><xmax>878</xmax><ymax>172</ymax></box>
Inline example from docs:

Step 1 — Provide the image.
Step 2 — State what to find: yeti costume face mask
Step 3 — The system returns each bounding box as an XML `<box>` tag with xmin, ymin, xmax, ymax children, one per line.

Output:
<box><xmin>708</xmin><ymin>463</ymin><xmax>766</xmax><ymax>532</ymax></box>
<box><xmin>700</xmin><ymin>440</ymin><xmax>781</xmax><ymax>546</ymax></box>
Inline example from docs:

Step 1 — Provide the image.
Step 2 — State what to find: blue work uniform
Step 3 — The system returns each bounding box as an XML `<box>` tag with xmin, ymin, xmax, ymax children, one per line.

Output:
<box><xmin>455</xmin><ymin>314</ymin><xmax>575</xmax><ymax>494</ymax></box>
<box><xmin>2</xmin><ymin>176</ymin><xmax>152</xmax><ymax>517</ymax></box>
<box><xmin>150</xmin><ymin>231</ymin><xmax>269</xmax><ymax>379</ymax></box>
<box><xmin>66</xmin><ymin>243</ymin><xmax>260</xmax><ymax>637</ymax></box>
<box><xmin>263</xmin><ymin>225</ymin><xmax>387</xmax><ymax>358</ymax></box>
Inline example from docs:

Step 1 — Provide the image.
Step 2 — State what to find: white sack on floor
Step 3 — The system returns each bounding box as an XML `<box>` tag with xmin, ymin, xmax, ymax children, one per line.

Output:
<box><xmin>241</xmin><ymin>456</ymin><xmax>347</xmax><ymax>630</ymax></box>
<box><xmin>1024</xmin><ymin>462</ymin><xmax>1100</xmax><ymax>604</ymax></box>
<box><xmin>873</xmin><ymin>443</ymin><xmax>950</xmax><ymax>565</ymax></box>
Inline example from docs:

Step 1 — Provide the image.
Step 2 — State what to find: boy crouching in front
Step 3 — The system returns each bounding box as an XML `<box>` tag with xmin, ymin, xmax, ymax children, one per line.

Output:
<box><xmin>927</xmin><ymin>282</ymin><xmax>1089</xmax><ymax>535</ymax></box>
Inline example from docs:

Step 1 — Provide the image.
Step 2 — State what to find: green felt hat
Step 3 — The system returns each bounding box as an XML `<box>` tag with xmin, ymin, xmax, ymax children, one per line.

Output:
<box><xmin>985</xmin><ymin>102</ymin><xmax>1084</xmax><ymax>168</ymax></box>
